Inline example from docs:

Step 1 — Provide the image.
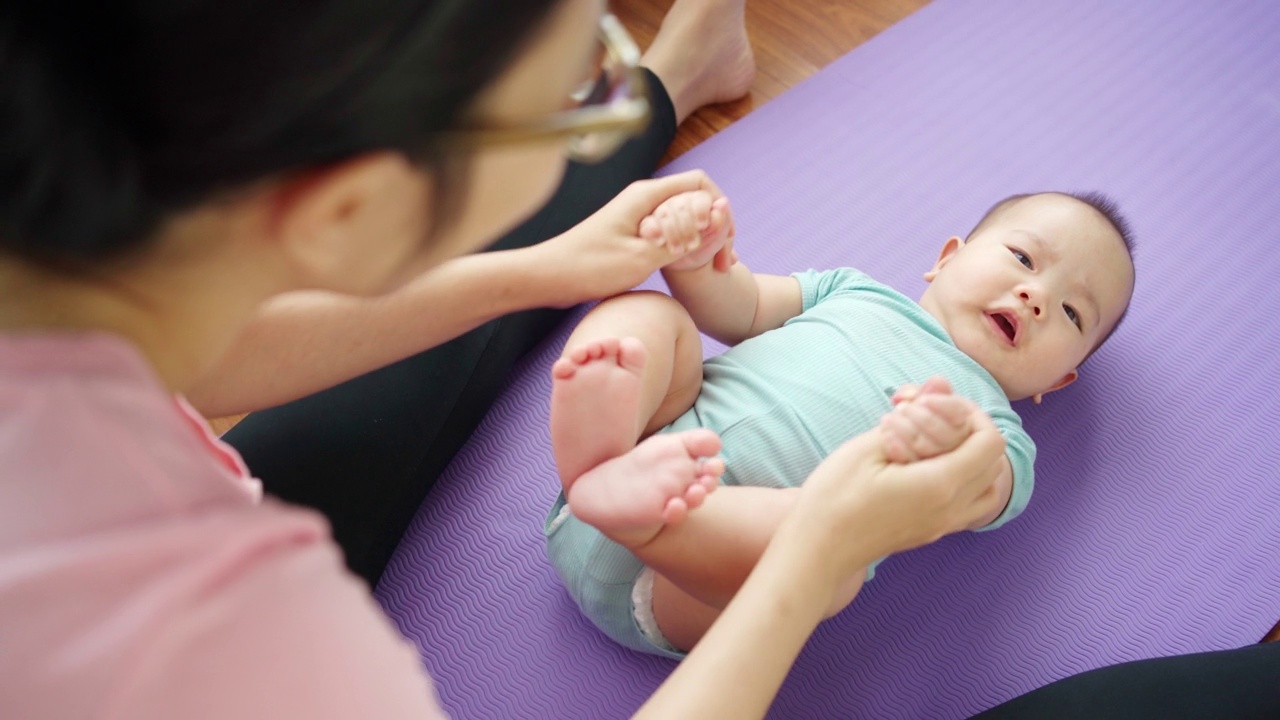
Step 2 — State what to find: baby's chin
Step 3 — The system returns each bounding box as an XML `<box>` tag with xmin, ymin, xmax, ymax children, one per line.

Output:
<box><xmin>993</xmin><ymin>378</ymin><xmax>1022</xmax><ymax>402</ymax></box>
<box><xmin>975</xmin><ymin>365</ymin><xmax>1025</xmax><ymax>402</ymax></box>
<box><xmin>994</xmin><ymin>375</ymin><xmax>1060</xmax><ymax>404</ymax></box>
<box><xmin>949</xmin><ymin>327</ymin><xmax>1054</xmax><ymax>402</ymax></box>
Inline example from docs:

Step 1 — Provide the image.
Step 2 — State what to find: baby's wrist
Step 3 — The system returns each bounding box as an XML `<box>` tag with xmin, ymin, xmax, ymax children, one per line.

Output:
<box><xmin>661</xmin><ymin>256</ymin><xmax>716</xmax><ymax>277</ymax></box>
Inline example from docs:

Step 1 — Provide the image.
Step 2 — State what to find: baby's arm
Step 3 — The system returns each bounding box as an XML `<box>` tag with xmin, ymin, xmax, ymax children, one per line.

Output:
<box><xmin>967</xmin><ymin>458</ymin><xmax>1014</xmax><ymax>529</ymax></box>
<box><xmin>882</xmin><ymin>379</ymin><xmax>1015</xmax><ymax>529</ymax></box>
<box><xmin>643</xmin><ymin>191</ymin><xmax>803</xmax><ymax>346</ymax></box>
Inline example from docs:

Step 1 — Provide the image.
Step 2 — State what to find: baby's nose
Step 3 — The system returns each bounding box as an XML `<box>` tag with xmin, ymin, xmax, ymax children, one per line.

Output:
<box><xmin>1018</xmin><ymin>290</ymin><xmax>1042</xmax><ymax>317</ymax></box>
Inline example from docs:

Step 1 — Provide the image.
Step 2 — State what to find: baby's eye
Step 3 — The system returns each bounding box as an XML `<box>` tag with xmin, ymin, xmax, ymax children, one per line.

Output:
<box><xmin>1064</xmin><ymin>304</ymin><xmax>1081</xmax><ymax>330</ymax></box>
<box><xmin>1010</xmin><ymin>248</ymin><xmax>1033</xmax><ymax>269</ymax></box>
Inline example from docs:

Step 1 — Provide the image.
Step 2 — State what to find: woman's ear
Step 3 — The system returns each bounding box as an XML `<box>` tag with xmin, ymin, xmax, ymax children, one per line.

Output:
<box><xmin>923</xmin><ymin>236</ymin><xmax>965</xmax><ymax>281</ymax></box>
<box><xmin>269</xmin><ymin>152</ymin><xmax>431</xmax><ymax>294</ymax></box>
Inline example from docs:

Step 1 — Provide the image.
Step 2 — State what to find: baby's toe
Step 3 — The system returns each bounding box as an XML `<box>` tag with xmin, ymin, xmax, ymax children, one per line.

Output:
<box><xmin>551</xmin><ymin>357</ymin><xmax>578</xmax><ymax>380</ymax></box>
<box><xmin>682</xmin><ymin>483</ymin><xmax>708</xmax><ymax>510</ymax></box>
<box><xmin>662</xmin><ymin>497</ymin><xmax>690</xmax><ymax>525</ymax></box>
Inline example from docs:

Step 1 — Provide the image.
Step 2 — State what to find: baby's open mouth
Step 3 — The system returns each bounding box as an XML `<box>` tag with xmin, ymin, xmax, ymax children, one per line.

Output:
<box><xmin>988</xmin><ymin>311</ymin><xmax>1018</xmax><ymax>344</ymax></box>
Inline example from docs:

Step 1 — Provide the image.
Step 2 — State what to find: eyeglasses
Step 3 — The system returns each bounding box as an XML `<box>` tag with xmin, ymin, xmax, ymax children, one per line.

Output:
<box><xmin>442</xmin><ymin>13</ymin><xmax>651</xmax><ymax>164</ymax></box>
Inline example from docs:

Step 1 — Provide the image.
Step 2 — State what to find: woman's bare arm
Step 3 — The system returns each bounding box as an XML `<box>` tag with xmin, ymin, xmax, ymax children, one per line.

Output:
<box><xmin>189</xmin><ymin>170</ymin><xmax>728</xmax><ymax>417</ymax></box>
<box><xmin>634</xmin><ymin>408</ymin><xmax>1008</xmax><ymax>720</ymax></box>
<box><xmin>188</xmin><ymin>246</ymin><xmax>571</xmax><ymax>417</ymax></box>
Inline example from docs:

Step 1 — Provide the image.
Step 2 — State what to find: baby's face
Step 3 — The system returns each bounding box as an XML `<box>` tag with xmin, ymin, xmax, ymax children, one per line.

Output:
<box><xmin>919</xmin><ymin>194</ymin><xmax>1134</xmax><ymax>401</ymax></box>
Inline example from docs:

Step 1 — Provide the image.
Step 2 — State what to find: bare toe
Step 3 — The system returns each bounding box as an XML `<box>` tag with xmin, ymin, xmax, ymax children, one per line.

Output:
<box><xmin>682</xmin><ymin>483</ymin><xmax>708</xmax><ymax>510</ymax></box>
<box><xmin>699</xmin><ymin>456</ymin><xmax>725</xmax><ymax>479</ymax></box>
<box><xmin>662</xmin><ymin>498</ymin><xmax>689</xmax><ymax>525</ymax></box>
<box><xmin>551</xmin><ymin>337</ymin><xmax>649</xmax><ymax>488</ymax></box>
<box><xmin>617</xmin><ymin>337</ymin><xmax>649</xmax><ymax>373</ymax></box>
<box><xmin>569</xmin><ymin>338</ymin><xmax>613</xmax><ymax>365</ymax></box>
<box><xmin>566</xmin><ymin>430</ymin><xmax>724</xmax><ymax>546</ymax></box>
<box><xmin>680</xmin><ymin>428</ymin><xmax>723</xmax><ymax>460</ymax></box>
<box><xmin>551</xmin><ymin>357</ymin><xmax>577</xmax><ymax>380</ymax></box>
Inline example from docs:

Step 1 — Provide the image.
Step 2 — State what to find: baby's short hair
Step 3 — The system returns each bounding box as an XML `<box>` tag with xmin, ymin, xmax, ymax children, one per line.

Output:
<box><xmin>967</xmin><ymin>191</ymin><xmax>1136</xmax><ymax>359</ymax></box>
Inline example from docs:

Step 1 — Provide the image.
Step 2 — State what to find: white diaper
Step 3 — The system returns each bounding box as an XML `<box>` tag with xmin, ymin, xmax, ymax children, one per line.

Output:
<box><xmin>630</xmin><ymin>567</ymin><xmax>680</xmax><ymax>654</ymax></box>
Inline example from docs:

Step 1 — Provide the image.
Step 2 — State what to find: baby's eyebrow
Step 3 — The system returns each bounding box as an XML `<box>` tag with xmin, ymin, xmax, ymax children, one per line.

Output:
<box><xmin>1016</xmin><ymin>230</ymin><xmax>1059</xmax><ymax>262</ymax></box>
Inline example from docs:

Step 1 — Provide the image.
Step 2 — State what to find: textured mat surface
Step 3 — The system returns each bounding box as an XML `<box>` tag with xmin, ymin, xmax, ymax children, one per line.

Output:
<box><xmin>377</xmin><ymin>1</ymin><xmax>1280</xmax><ymax>717</ymax></box>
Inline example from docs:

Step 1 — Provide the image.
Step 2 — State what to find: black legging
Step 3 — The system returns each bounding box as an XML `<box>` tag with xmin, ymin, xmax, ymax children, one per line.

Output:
<box><xmin>971</xmin><ymin>641</ymin><xmax>1280</xmax><ymax>719</ymax></box>
<box><xmin>224</xmin><ymin>69</ymin><xmax>678</xmax><ymax>588</ymax></box>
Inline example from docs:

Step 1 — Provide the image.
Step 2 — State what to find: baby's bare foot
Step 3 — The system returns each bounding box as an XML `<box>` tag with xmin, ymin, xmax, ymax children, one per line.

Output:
<box><xmin>642</xmin><ymin>0</ymin><xmax>756</xmax><ymax>123</ymax></box>
<box><xmin>550</xmin><ymin>337</ymin><xmax>649</xmax><ymax>489</ymax></box>
<box><xmin>567</xmin><ymin>429</ymin><xmax>724</xmax><ymax>548</ymax></box>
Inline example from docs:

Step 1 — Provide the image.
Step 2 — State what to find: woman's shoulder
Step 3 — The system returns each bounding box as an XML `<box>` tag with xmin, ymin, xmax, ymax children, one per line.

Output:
<box><xmin>0</xmin><ymin>500</ymin><xmax>446</xmax><ymax>720</ymax></box>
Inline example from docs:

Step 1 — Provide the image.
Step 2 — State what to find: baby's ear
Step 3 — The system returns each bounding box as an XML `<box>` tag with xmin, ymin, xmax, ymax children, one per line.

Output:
<box><xmin>1032</xmin><ymin>369</ymin><xmax>1079</xmax><ymax>404</ymax></box>
<box><xmin>923</xmin><ymin>236</ymin><xmax>965</xmax><ymax>281</ymax></box>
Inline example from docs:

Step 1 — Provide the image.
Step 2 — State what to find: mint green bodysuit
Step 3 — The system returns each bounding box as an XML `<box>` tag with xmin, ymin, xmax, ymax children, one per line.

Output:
<box><xmin>546</xmin><ymin>267</ymin><xmax>1036</xmax><ymax>657</ymax></box>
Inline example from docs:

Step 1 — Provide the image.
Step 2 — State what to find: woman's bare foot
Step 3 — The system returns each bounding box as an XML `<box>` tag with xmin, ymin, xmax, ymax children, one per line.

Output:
<box><xmin>641</xmin><ymin>0</ymin><xmax>756</xmax><ymax>124</ymax></box>
<box><xmin>550</xmin><ymin>337</ymin><xmax>649</xmax><ymax>488</ymax></box>
<box><xmin>568</xmin><ymin>429</ymin><xmax>724</xmax><ymax>548</ymax></box>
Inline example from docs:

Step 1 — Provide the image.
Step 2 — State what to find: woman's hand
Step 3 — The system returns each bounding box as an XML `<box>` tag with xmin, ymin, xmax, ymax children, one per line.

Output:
<box><xmin>778</xmin><ymin>403</ymin><xmax>1008</xmax><ymax>598</ymax></box>
<box><xmin>534</xmin><ymin>169</ymin><xmax>737</xmax><ymax>308</ymax></box>
<box><xmin>634</xmin><ymin>400</ymin><xmax>1007</xmax><ymax>720</ymax></box>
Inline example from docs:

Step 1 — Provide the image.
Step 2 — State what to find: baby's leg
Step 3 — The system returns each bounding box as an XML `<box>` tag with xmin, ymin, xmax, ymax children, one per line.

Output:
<box><xmin>638</xmin><ymin>382</ymin><xmax>973</xmax><ymax>651</ymax></box>
<box><xmin>568</xmin><ymin>430</ymin><xmax>725</xmax><ymax>546</ymax></box>
<box><xmin>629</xmin><ymin>486</ymin><xmax>865</xmax><ymax>651</ymax></box>
<box><xmin>551</xmin><ymin>291</ymin><xmax>706</xmax><ymax>486</ymax></box>
<box><xmin>551</xmin><ymin>291</ymin><xmax>710</xmax><ymax>541</ymax></box>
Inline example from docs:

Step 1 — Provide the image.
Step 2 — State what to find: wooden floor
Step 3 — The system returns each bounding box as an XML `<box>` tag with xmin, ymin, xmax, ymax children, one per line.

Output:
<box><xmin>614</xmin><ymin>0</ymin><xmax>929</xmax><ymax>163</ymax></box>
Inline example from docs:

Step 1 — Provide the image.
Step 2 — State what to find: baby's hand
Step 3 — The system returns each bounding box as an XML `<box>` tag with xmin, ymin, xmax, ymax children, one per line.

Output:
<box><xmin>640</xmin><ymin>190</ymin><xmax>737</xmax><ymax>272</ymax></box>
<box><xmin>880</xmin><ymin>377</ymin><xmax>977</xmax><ymax>464</ymax></box>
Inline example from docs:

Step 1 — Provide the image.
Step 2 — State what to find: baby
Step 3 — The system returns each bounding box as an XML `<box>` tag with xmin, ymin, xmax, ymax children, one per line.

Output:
<box><xmin>544</xmin><ymin>190</ymin><xmax>1136</xmax><ymax>657</ymax></box>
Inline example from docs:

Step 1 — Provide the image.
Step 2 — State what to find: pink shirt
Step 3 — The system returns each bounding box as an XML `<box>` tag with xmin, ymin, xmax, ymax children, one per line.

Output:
<box><xmin>0</xmin><ymin>333</ymin><xmax>446</xmax><ymax>719</ymax></box>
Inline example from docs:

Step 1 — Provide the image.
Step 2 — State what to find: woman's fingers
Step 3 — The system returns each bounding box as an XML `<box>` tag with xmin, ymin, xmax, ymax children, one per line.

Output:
<box><xmin>623</xmin><ymin>169</ymin><xmax>724</xmax><ymax>221</ymax></box>
<box><xmin>639</xmin><ymin>215</ymin><xmax>663</xmax><ymax>241</ymax></box>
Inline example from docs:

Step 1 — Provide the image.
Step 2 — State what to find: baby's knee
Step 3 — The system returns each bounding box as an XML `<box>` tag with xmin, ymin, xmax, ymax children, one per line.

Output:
<box><xmin>599</xmin><ymin>290</ymin><xmax>694</xmax><ymax>327</ymax></box>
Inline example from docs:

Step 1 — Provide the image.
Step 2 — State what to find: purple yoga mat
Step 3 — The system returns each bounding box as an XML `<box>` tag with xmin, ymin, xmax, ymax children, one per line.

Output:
<box><xmin>377</xmin><ymin>1</ymin><xmax>1280</xmax><ymax>717</ymax></box>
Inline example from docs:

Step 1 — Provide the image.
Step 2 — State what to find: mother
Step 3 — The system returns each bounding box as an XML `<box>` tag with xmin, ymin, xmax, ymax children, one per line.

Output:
<box><xmin>0</xmin><ymin>1</ymin><xmax>1004</xmax><ymax>718</ymax></box>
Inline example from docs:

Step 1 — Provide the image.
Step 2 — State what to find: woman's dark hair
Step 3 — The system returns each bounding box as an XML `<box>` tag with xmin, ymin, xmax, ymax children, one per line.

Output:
<box><xmin>0</xmin><ymin>0</ymin><xmax>564</xmax><ymax>267</ymax></box>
